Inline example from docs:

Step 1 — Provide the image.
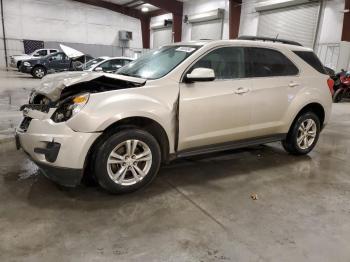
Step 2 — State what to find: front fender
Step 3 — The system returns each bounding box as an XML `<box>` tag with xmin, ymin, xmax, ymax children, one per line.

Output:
<box><xmin>66</xmin><ymin>89</ymin><xmax>178</xmax><ymax>151</ymax></box>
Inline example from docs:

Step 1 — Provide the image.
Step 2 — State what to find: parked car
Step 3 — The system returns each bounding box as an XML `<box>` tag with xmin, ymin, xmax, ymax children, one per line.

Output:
<box><xmin>10</xmin><ymin>49</ymin><xmax>59</xmax><ymax>69</ymax></box>
<box><xmin>81</xmin><ymin>56</ymin><xmax>110</xmax><ymax>71</ymax></box>
<box><xmin>16</xmin><ymin>38</ymin><xmax>333</xmax><ymax>194</ymax></box>
<box><xmin>19</xmin><ymin>52</ymin><xmax>94</xmax><ymax>78</ymax></box>
<box><xmin>84</xmin><ymin>57</ymin><xmax>134</xmax><ymax>73</ymax></box>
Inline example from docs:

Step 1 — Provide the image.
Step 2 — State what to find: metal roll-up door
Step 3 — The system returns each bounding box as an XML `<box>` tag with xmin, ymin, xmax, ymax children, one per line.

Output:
<box><xmin>191</xmin><ymin>19</ymin><xmax>223</xmax><ymax>41</ymax></box>
<box><xmin>152</xmin><ymin>27</ymin><xmax>173</xmax><ymax>49</ymax></box>
<box><xmin>257</xmin><ymin>2</ymin><xmax>321</xmax><ymax>48</ymax></box>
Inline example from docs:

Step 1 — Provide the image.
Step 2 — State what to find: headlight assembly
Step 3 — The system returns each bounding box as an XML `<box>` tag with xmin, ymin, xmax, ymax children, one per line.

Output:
<box><xmin>23</xmin><ymin>61</ymin><xmax>31</xmax><ymax>67</ymax></box>
<box><xmin>51</xmin><ymin>93</ymin><xmax>89</xmax><ymax>123</ymax></box>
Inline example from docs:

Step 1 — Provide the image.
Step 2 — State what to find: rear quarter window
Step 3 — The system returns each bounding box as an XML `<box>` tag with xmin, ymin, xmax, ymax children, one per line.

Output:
<box><xmin>247</xmin><ymin>47</ymin><xmax>299</xmax><ymax>78</ymax></box>
<box><xmin>293</xmin><ymin>51</ymin><xmax>327</xmax><ymax>74</ymax></box>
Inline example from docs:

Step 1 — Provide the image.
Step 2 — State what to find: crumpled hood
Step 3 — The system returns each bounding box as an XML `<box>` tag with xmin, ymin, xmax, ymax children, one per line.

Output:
<box><xmin>35</xmin><ymin>71</ymin><xmax>146</xmax><ymax>102</ymax></box>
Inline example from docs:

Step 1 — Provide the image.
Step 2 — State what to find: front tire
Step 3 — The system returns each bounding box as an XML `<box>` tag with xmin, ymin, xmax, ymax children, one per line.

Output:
<box><xmin>17</xmin><ymin>61</ymin><xmax>22</xmax><ymax>71</ymax></box>
<box><xmin>282</xmin><ymin>112</ymin><xmax>320</xmax><ymax>155</ymax></box>
<box><xmin>31</xmin><ymin>66</ymin><xmax>47</xmax><ymax>79</ymax></box>
<box><xmin>94</xmin><ymin>129</ymin><xmax>161</xmax><ymax>194</ymax></box>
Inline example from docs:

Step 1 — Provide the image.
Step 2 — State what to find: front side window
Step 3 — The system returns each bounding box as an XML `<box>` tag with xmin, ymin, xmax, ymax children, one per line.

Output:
<box><xmin>85</xmin><ymin>58</ymin><xmax>105</xmax><ymax>70</ymax></box>
<box><xmin>247</xmin><ymin>48</ymin><xmax>299</xmax><ymax>77</ymax></box>
<box><xmin>98</xmin><ymin>59</ymin><xmax>124</xmax><ymax>72</ymax></box>
<box><xmin>190</xmin><ymin>47</ymin><xmax>247</xmax><ymax>79</ymax></box>
<box><xmin>50</xmin><ymin>49</ymin><xmax>58</xmax><ymax>54</ymax></box>
<box><xmin>35</xmin><ymin>50</ymin><xmax>47</xmax><ymax>56</ymax></box>
<box><xmin>118</xmin><ymin>45</ymin><xmax>200</xmax><ymax>79</ymax></box>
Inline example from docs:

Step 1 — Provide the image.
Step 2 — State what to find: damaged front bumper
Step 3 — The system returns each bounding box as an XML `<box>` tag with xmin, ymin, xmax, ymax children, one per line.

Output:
<box><xmin>15</xmin><ymin>107</ymin><xmax>101</xmax><ymax>187</ymax></box>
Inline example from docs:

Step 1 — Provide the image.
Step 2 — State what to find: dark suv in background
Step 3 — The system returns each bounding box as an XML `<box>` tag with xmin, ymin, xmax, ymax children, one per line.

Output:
<box><xmin>19</xmin><ymin>52</ymin><xmax>94</xmax><ymax>78</ymax></box>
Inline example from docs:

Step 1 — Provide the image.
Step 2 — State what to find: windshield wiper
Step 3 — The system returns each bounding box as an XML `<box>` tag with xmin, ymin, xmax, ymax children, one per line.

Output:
<box><xmin>117</xmin><ymin>72</ymin><xmax>131</xmax><ymax>76</ymax></box>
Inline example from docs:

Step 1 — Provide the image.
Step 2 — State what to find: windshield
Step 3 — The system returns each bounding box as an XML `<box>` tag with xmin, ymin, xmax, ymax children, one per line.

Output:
<box><xmin>117</xmin><ymin>45</ymin><xmax>200</xmax><ymax>79</ymax></box>
<box><xmin>84</xmin><ymin>58</ymin><xmax>106</xmax><ymax>70</ymax></box>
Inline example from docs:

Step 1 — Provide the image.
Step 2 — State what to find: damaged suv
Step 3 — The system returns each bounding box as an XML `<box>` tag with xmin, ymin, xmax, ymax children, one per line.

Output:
<box><xmin>16</xmin><ymin>38</ymin><xmax>333</xmax><ymax>194</ymax></box>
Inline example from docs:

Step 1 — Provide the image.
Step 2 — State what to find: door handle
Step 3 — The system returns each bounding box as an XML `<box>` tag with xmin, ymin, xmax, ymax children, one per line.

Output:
<box><xmin>289</xmin><ymin>82</ymin><xmax>299</xmax><ymax>88</ymax></box>
<box><xmin>234</xmin><ymin>87</ymin><xmax>250</xmax><ymax>94</ymax></box>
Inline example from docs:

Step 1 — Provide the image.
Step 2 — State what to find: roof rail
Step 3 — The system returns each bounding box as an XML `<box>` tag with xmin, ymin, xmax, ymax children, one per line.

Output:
<box><xmin>237</xmin><ymin>35</ymin><xmax>303</xmax><ymax>46</ymax></box>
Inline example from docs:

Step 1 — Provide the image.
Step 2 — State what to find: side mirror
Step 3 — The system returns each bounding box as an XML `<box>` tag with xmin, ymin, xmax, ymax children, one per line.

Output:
<box><xmin>185</xmin><ymin>68</ymin><xmax>215</xmax><ymax>82</ymax></box>
<box><xmin>95</xmin><ymin>67</ymin><xmax>103</xmax><ymax>72</ymax></box>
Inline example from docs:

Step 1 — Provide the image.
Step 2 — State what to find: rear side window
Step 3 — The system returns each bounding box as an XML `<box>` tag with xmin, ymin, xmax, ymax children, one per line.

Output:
<box><xmin>247</xmin><ymin>48</ymin><xmax>299</xmax><ymax>77</ymax></box>
<box><xmin>293</xmin><ymin>51</ymin><xmax>326</xmax><ymax>74</ymax></box>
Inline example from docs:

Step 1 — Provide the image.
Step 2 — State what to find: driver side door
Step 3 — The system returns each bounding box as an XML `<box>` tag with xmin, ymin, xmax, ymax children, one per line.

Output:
<box><xmin>178</xmin><ymin>46</ymin><xmax>252</xmax><ymax>151</ymax></box>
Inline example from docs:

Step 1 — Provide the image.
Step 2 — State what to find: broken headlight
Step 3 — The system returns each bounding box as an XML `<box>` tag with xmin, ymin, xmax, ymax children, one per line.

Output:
<box><xmin>51</xmin><ymin>93</ymin><xmax>89</xmax><ymax>123</ymax></box>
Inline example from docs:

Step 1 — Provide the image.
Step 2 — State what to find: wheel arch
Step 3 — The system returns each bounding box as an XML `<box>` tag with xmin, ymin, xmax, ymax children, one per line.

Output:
<box><xmin>83</xmin><ymin>116</ymin><xmax>171</xmax><ymax>182</ymax></box>
<box><xmin>289</xmin><ymin>102</ymin><xmax>325</xmax><ymax>133</ymax></box>
<box><xmin>31</xmin><ymin>64</ymin><xmax>47</xmax><ymax>76</ymax></box>
<box><xmin>103</xmin><ymin>116</ymin><xmax>170</xmax><ymax>162</ymax></box>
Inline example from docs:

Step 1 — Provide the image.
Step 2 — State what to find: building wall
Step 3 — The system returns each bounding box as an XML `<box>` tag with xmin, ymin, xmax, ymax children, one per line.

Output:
<box><xmin>0</xmin><ymin>0</ymin><xmax>143</xmax><ymax>67</ymax></box>
<box><xmin>239</xmin><ymin>0</ymin><xmax>346</xmax><ymax>46</ymax></box>
<box><xmin>179</xmin><ymin>0</ymin><xmax>345</xmax><ymax>46</ymax></box>
<box><xmin>150</xmin><ymin>13</ymin><xmax>173</xmax><ymax>49</ymax></box>
<box><xmin>0</xmin><ymin>0</ymin><xmax>347</xmax><ymax>68</ymax></box>
<box><xmin>182</xmin><ymin>0</ymin><xmax>230</xmax><ymax>42</ymax></box>
<box><xmin>317</xmin><ymin>0</ymin><xmax>345</xmax><ymax>44</ymax></box>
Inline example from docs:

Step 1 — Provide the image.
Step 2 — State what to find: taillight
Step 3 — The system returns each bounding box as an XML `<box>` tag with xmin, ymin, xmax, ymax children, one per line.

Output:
<box><xmin>327</xmin><ymin>78</ymin><xmax>334</xmax><ymax>96</ymax></box>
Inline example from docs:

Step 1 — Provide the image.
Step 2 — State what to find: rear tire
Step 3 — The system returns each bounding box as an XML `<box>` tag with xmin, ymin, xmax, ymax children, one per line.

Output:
<box><xmin>282</xmin><ymin>112</ymin><xmax>320</xmax><ymax>155</ymax></box>
<box><xmin>31</xmin><ymin>66</ymin><xmax>47</xmax><ymax>79</ymax></box>
<box><xmin>94</xmin><ymin>129</ymin><xmax>161</xmax><ymax>194</ymax></box>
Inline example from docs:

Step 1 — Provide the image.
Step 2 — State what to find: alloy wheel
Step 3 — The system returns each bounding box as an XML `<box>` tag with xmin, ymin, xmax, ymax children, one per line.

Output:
<box><xmin>296</xmin><ymin>119</ymin><xmax>317</xmax><ymax>150</ymax></box>
<box><xmin>35</xmin><ymin>68</ymin><xmax>45</xmax><ymax>78</ymax></box>
<box><xmin>107</xmin><ymin>139</ymin><xmax>152</xmax><ymax>186</ymax></box>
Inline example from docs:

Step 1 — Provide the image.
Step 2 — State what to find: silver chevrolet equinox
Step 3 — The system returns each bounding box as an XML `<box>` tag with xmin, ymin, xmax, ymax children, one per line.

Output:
<box><xmin>16</xmin><ymin>37</ymin><xmax>333</xmax><ymax>194</ymax></box>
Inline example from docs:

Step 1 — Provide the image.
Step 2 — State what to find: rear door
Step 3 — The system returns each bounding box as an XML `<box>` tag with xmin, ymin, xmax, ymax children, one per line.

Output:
<box><xmin>47</xmin><ymin>53</ymin><xmax>70</xmax><ymax>71</ymax></box>
<box><xmin>178</xmin><ymin>46</ymin><xmax>252</xmax><ymax>151</ymax></box>
<box><xmin>247</xmin><ymin>47</ymin><xmax>300</xmax><ymax>137</ymax></box>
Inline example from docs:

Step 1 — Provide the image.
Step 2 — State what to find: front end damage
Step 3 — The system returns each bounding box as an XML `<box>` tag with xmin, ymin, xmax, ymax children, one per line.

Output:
<box><xmin>16</xmin><ymin>72</ymin><xmax>146</xmax><ymax>187</ymax></box>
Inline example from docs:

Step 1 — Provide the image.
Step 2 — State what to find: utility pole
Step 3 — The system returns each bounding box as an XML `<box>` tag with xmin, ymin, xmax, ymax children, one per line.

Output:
<box><xmin>1</xmin><ymin>0</ymin><xmax>8</xmax><ymax>69</ymax></box>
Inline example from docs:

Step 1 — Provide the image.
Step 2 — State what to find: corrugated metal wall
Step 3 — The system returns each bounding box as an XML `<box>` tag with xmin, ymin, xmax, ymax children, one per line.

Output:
<box><xmin>257</xmin><ymin>2</ymin><xmax>321</xmax><ymax>48</ymax></box>
<box><xmin>152</xmin><ymin>27</ymin><xmax>173</xmax><ymax>49</ymax></box>
<box><xmin>191</xmin><ymin>19</ymin><xmax>223</xmax><ymax>40</ymax></box>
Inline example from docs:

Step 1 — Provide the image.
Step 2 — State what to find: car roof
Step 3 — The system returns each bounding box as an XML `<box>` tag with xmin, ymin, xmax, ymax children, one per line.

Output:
<box><xmin>168</xmin><ymin>39</ymin><xmax>313</xmax><ymax>52</ymax></box>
